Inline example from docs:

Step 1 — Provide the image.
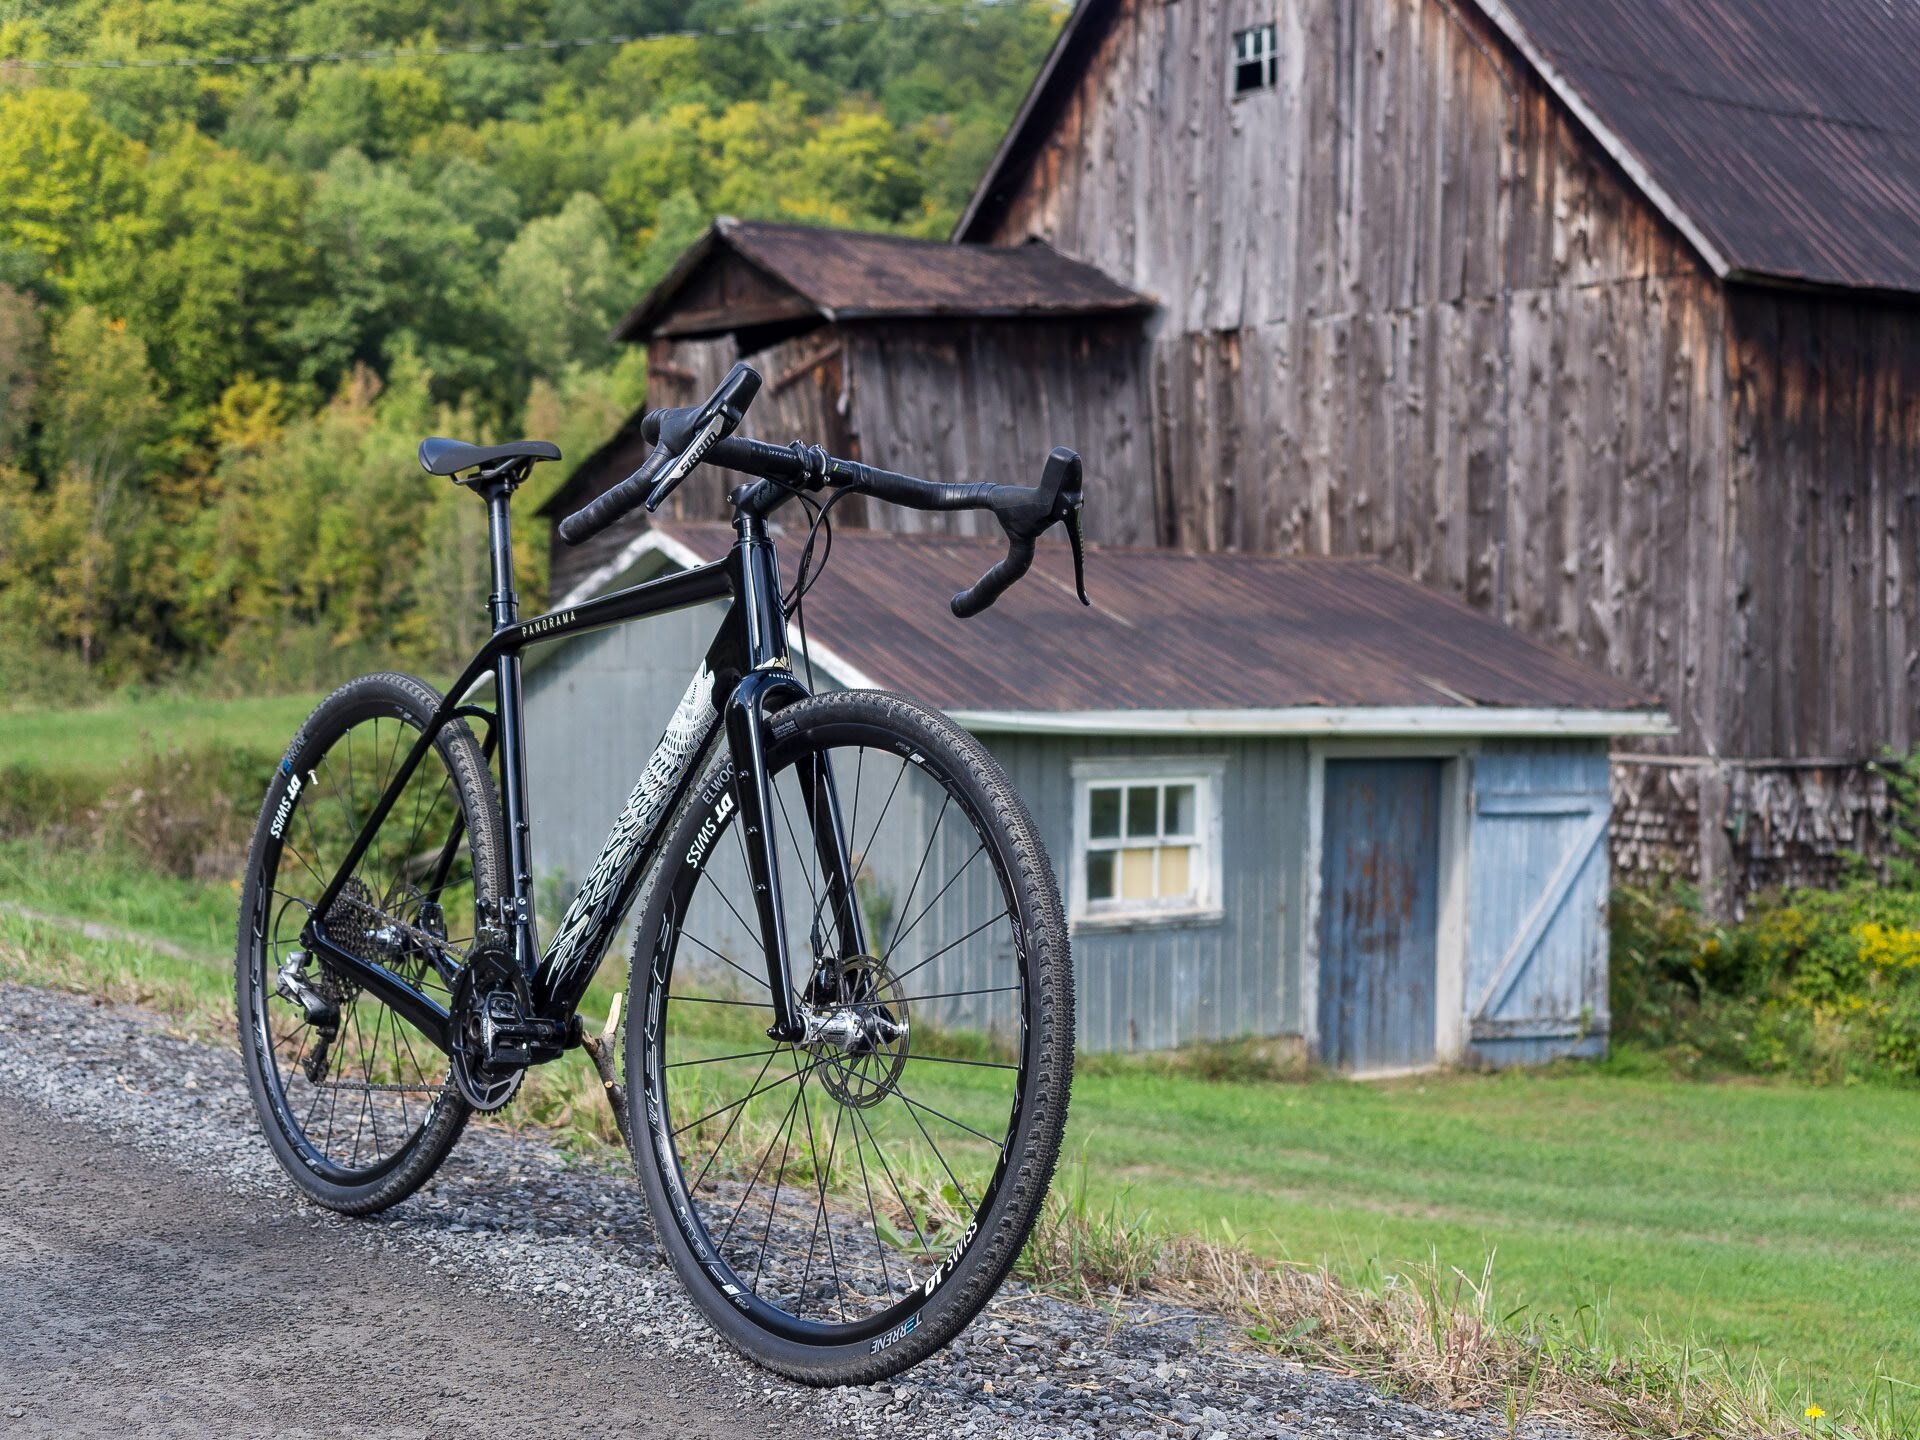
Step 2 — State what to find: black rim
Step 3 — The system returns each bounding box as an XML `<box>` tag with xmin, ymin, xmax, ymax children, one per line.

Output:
<box><xmin>247</xmin><ymin>703</ymin><xmax>477</xmax><ymax>1184</ymax></box>
<box><xmin>643</xmin><ymin>722</ymin><xmax>1034</xmax><ymax>1346</ymax></box>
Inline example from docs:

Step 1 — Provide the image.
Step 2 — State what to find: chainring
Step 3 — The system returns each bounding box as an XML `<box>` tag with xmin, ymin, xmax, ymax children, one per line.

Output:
<box><xmin>447</xmin><ymin>943</ymin><xmax>527</xmax><ymax>1112</ymax></box>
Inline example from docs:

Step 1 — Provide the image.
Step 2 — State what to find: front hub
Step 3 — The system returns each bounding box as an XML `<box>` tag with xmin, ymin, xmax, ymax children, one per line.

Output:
<box><xmin>803</xmin><ymin>955</ymin><xmax>910</xmax><ymax>1108</ymax></box>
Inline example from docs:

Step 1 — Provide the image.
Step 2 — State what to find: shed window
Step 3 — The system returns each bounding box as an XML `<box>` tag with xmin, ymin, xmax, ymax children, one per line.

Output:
<box><xmin>1233</xmin><ymin>23</ymin><xmax>1277</xmax><ymax>95</ymax></box>
<box><xmin>1071</xmin><ymin>759</ymin><xmax>1225</xmax><ymax>925</ymax></box>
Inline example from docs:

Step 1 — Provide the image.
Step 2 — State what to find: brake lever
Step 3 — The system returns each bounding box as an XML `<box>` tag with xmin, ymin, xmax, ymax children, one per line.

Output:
<box><xmin>1065</xmin><ymin>507</ymin><xmax>1090</xmax><ymax>607</ymax></box>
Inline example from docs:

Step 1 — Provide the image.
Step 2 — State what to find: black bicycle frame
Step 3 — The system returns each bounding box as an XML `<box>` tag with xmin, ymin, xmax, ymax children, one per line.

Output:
<box><xmin>297</xmin><ymin>477</ymin><xmax>861</xmax><ymax>1057</ymax></box>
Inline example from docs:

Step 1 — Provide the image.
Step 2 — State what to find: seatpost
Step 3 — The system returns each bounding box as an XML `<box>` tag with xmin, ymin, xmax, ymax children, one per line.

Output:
<box><xmin>481</xmin><ymin>473</ymin><xmax>537</xmax><ymax>973</ymax></box>
<box><xmin>485</xmin><ymin>483</ymin><xmax>518</xmax><ymax>629</ymax></box>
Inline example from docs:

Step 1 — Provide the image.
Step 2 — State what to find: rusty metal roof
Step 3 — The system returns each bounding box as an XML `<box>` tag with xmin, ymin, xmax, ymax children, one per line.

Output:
<box><xmin>643</xmin><ymin>523</ymin><xmax>1661</xmax><ymax>729</ymax></box>
<box><xmin>1481</xmin><ymin>0</ymin><xmax>1920</xmax><ymax>293</ymax></box>
<box><xmin>959</xmin><ymin>0</ymin><xmax>1920</xmax><ymax>296</ymax></box>
<box><xmin>613</xmin><ymin>217</ymin><xmax>1150</xmax><ymax>342</ymax></box>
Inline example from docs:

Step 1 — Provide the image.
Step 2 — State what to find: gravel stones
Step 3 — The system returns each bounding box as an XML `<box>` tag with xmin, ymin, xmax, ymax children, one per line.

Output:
<box><xmin>0</xmin><ymin>983</ymin><xmax>1587</xmax><ymax>1440</ymax></box>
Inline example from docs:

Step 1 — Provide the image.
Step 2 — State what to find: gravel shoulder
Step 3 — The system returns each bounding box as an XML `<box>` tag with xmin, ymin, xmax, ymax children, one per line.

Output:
<box><xmin>0</xmin><ymin>983</ymin><xmax>1582</xmax><ymax>1440</ymax></box>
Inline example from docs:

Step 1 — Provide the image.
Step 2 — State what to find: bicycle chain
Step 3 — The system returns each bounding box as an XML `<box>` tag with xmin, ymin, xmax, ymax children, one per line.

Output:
<box><xmin>312</xmin><ymin>1078</ymin><xmax>452</xmax><ymax>1094</ymax></box>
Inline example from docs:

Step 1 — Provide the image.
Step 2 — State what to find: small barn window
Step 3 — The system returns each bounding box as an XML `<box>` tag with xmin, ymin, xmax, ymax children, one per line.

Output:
<box><xmin>1071</xmin><ymin>758</ymin><xmax>1225</xmax><ymax>926</ymax></box>
<box><xmin>1232</xmin><ymin>23</ymin><xmax>1277</xmax><ymax>96</ymax></box>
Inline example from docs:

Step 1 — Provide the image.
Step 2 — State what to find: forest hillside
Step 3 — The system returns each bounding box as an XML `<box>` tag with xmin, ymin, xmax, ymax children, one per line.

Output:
<box><xmin>0</xmin><ymin>0</ymin><xmax>1059</xmax><ymax>699</ymax></box>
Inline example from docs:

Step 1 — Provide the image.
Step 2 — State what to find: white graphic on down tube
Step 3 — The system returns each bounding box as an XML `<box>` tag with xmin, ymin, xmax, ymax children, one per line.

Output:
<box><xmin>543</xmin><ymin>665</ymin><xmax>717</xmax><ymax>988</ymax></box>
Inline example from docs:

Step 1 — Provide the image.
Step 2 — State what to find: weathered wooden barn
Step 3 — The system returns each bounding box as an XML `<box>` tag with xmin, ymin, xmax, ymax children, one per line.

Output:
<box><xmin>548</xmin><ymin>0</ymin><xmax>1920</xmax><ymax>914</ymax></box>
<box><xmin>524</xmin><ymin>522</ymin><xmax>1663</xmax><ymax>1071</ymax></box>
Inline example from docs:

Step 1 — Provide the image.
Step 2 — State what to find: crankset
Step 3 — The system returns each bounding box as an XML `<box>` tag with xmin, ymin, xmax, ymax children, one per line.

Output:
<box><xmin>447</xmin><ymin>941</ymin><xmax>571</xmax><ymax>1111</ymax></box>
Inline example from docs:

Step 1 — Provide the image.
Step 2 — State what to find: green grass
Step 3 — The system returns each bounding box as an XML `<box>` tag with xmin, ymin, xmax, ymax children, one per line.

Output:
<box><xmin>0</xmin><ymin>690</ymin><xmax>322</xmax><ymax>779</ymax></box>
<box><xmin>1063</xmin><ymin>1057</ymin><xmax>1919</xmax><ymax>1419</ymax></box>
<box><xmin>0</xmin><ymin>841</ymin><xmax>243</xmax><ymax>955</ymax></box>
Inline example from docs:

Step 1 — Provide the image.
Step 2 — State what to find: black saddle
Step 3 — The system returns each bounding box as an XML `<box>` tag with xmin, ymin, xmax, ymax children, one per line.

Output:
<box><xmin>417</xmin><ymin>437</ymin><xmax>561</xmax><ymax>478</ymax></box>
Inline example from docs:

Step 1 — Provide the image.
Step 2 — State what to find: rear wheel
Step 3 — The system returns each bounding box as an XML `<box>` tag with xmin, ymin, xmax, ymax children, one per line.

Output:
<box><xmin>627</xmin><ymin>691</ymin><xmax>1073</xmax><ymax>1383</ymax></box>
<box><xmin>236</xmin><ymin>673</ymin><xmax>504</xmax><ymax>1215</ymax></box>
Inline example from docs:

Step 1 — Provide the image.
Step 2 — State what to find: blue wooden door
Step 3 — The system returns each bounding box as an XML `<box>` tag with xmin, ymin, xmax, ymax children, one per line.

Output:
<box><xmin>1318</xmin><ymin>759</ymin><xmax>1442</xmax><ymax>1072</ymax></box>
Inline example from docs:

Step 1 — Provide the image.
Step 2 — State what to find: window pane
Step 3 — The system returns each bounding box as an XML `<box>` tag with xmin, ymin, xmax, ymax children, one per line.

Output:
<box><xmin>1087</xmin><ymin>850</ymin><xmax>1115</xmax><ymax>901</ymax></box>
<box><xmin>1163</xmin><ymin>783</ymin><xmax>1195</xmax><ymax>838</ymax></box>
<box><xmin>1158</xmin><ymin>844</ymin><xmax>1192</xmax><ymax>899</ymax></box>
<box><xmin>1089</xmin><ymin>787</ymin><xmax>1121</xmax><ymax>839</ymax></box>
<box><xmin>1126</xmin><ymin>786</ymin><xmax>1159</xmax><ymax>839</ymax></box>
<box><xmin>1233</xmin><ymin>23</ymin><xmax>1275</xmax><ymax>94</ymax></box>
<box><xmin>1119</xmin><ymin>847</ymin><xmax>1156</xmax><ymax>900</ymax></box>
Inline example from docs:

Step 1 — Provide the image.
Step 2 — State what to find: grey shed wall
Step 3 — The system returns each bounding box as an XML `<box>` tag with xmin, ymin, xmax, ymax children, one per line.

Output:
<box><xmin>985</xmin><ymin>732</ymin><xmax>1311</xmax><ymax>1052</ymax></box>
<box><xmin>522</xmin><ymin>565</ymin><xmax>741</xmax><ymax>891</ymax></box>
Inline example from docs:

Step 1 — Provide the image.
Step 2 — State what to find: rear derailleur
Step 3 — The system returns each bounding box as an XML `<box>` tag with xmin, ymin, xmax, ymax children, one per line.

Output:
<box><xmin>275</xmin><ymin>950</ymin><xmax>351</xmax><ymax>1084</ymax></box>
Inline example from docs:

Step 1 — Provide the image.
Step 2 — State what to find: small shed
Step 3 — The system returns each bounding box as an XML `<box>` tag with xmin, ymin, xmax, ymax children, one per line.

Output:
<box><xmin>524</xmin><ymin>522</ymin><xmax>1667</xmax><ymax>1074</ymax></box>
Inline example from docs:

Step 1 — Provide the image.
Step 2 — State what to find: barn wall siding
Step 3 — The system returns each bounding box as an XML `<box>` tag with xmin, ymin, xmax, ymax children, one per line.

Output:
<box><xmin>1724</xmin><ymin>292</ymin><xmax>1920</xmax><ymax>762</ymax></box>
<box><xmin>964</xmin><ymin>0</ymin><xmax>1920</xmax><ymax>905</ymax></box>
<box><xmin>848</xmin><ymin>319</ymin><xmax>1158</xmax><ymax>546</ymax></box>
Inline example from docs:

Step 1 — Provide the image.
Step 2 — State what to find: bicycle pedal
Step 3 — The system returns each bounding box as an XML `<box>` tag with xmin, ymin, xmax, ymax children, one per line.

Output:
<box><xmin>480</xmin><ymin>1004</ymin><xmax>569</xmax><ymax>1068</ymax></box>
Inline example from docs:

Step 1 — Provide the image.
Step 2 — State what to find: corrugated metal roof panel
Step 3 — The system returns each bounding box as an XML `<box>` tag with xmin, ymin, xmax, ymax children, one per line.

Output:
<box><xmin>1484</xmin><ymin>0</ymin><xmax>1920</xmax><ymax>292</ymax></box>
<box><xmin>651</xmin><ymin>522</ymin><xmax>1659</xmax><ymax>718</ymax></box>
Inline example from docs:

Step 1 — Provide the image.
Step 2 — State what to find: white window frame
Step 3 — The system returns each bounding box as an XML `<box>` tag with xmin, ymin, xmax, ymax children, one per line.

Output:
<box><xmin>1069</xmin><ymin>756</ymin><xmax>1226</xmax><ymax>931</ymax></box>
<box><xmin>1231</xmin><ymin>22</ymin><xmax>1278</xmax><ymax>97</ymax></box>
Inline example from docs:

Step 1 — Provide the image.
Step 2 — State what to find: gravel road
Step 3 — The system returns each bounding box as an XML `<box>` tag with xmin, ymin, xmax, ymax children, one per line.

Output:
<box><xmin>0</xmin><ymin>983</ymin><xmax>1581</xmax><ymax>1440</ymax></box>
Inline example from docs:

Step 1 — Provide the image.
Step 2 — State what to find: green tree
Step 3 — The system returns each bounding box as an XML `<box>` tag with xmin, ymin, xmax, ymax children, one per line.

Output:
<box><xmin>496</xmin><ymin>192</ymin><xmax>628</xmax><ymax>378</ymax></box>
<box><xmin>76</xmin><ymin>129</ymin><xmax>314</xmax><ymax>411</ymax></box>
<box><xmin>285</xmin><ymin>148</ymin><xmax>512</xmax><ymax>409</ymax></box>
<box><xmin>0</xmin><ymin>89</ymin><xmax>144</xmax><ymax>281</ymax></box>
<box><xmin>29</xmin><ymin>306</ymin><xmax>165</xmax><ymax>667</ymax></box>
<box><xmin>0</xmin><ymin>284</ymin><xmax>44</xmax><ymax>455</ymax></box>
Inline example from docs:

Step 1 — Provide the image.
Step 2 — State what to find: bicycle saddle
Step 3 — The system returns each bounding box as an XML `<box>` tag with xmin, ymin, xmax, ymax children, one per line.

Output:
<box><xmin>417</xmin><ymin>437</ymin><xmax>561</xmax><ymax>477</ymax></box>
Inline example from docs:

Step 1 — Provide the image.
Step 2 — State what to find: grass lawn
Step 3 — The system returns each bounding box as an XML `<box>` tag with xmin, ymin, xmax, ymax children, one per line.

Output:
<box><xmin>1067</xmin><ymin>1058</ymin><xmax>1920</xmax><ymax>1411</ymax></box>
<box><xmin>0</xmin><ymin>690</ymin><xmax>322</xmax><ymax>779</ymax></box>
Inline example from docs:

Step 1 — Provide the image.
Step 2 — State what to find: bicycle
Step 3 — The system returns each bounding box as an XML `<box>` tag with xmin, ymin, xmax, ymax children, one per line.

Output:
<box><xmin>235</xmin><ymin>362</ymin><xmax>1090</xmax><ymax>1382</ymax></box>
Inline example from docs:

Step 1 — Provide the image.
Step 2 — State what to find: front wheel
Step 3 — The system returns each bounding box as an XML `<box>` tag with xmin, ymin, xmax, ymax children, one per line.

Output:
<box><xmin>627</xmin><ymin>691</ymin><xmax>1073</xmax><ymax>1383</ymax></box>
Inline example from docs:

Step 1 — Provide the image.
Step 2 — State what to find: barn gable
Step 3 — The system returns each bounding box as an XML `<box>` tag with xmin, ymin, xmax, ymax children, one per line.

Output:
<box><xmin>960</xmin><ymin>0</ymin><xmax>1920</xmax><ymax>296</ymax></box>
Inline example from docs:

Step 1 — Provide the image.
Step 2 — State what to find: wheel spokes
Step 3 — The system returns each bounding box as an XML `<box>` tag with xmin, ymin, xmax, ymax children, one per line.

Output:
<box><xmin>658</xmin><ymin>740</ymin><xmax>1028</xmax><ymax>1328</ymax></box>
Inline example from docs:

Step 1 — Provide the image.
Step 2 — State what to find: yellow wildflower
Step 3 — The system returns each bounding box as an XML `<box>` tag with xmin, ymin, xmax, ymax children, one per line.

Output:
<box><xmin>1805</xmin><ymin>1403</ymin><xmax>1825</xmax><ymax>1419</ymax></box>
<box><xmin>1852</xmin><ymin>921</ymin><xmax>1920</xmax><ymax>968</ymax></box>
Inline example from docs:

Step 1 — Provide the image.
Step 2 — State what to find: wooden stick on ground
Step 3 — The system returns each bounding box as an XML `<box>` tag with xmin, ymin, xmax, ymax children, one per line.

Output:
<box><xmin>578</xmin><ymin>990</ymin><xmax>632</xmax><ymax>1152</ymax></box>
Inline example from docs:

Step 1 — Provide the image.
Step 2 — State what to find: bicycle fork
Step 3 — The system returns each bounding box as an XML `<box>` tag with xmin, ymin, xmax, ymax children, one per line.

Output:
<box><xmin>723</xmin><ymin>514</ymin><xmax>867</xmax><ymax>1044</ymax></box>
